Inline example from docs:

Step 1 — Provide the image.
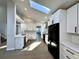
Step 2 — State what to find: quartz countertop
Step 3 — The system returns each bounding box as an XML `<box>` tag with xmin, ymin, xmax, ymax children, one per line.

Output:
<box><xmin>15</xmin><ymin>34</ymin><xmax>26</xmax><ymax>38</ymax></box>
<box><xmin>61</xmin><ymin>41</ymin><xmax>79</xmax><ymax>53</ymax></box>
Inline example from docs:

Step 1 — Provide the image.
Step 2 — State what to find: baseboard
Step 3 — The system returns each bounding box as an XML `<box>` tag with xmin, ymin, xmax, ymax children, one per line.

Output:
<box><xmin>28</xmin><ymin>38</ymin><xmax>42</xmax><ymax>40</ymax></box>
<box><xmin>6</xmin><ymin>48</ymin><xmax>15</xmax><ymax>51</ymax></box>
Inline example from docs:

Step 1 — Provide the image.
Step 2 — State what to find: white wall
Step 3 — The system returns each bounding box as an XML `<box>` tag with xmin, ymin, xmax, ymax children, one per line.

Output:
<box><xmin>0</xmin><ymin>5</ymin><xmax>7</xmax><ymax>39</ymax></box>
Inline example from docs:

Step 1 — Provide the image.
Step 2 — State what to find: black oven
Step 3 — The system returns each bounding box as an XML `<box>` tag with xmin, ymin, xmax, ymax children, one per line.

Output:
<box><xmin>48</xmin><ymin>23</ymin><xmax>59</xmax><ymax>59</ymax></box>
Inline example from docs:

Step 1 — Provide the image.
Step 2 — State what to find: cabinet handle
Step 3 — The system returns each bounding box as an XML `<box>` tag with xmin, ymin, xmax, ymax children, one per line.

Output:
<box><xmin>66</xmin><ymin>49</ymin><xmax>75</xmax><ymax>55</ymax></box>
<box><xmin>66</xmin><ymin>56</ymin><xmax>70</xmax><ymax>59</ymax></box>
<box><xmin>75</xmin><ymin>27</ymin><xmax>77</xmax><ymax>33</ymax></box>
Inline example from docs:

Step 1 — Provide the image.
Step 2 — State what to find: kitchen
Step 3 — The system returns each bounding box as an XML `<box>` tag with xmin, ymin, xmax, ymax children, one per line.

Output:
<box><xmin>0</xmin><ymin>0</ymin><xmax>79</xmax><ymax>59</ymax></box>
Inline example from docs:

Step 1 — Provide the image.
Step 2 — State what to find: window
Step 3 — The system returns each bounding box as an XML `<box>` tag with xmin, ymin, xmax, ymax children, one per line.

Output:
<box><xmin>30</xmin><ymin>0</ymin><xmax>51</xmax><ymax>14</ymax></box>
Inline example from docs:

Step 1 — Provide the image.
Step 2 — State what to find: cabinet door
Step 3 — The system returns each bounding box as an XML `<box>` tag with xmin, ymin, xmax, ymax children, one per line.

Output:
<box><xmin>67</xmin><ymin>4</ymin><xmax>77</xmax><ymax>33</ymax></box>
<box><xmin>53</xmin><ymin>10</ymin><xmax>60</xmax><ymax>24</ymax></box>
<box><xmin>48</xmin><ymin>20</ymin><xmax>52</xmax><ymax>26</ymax></box>
<box><xmin>48</xmin><ymin>15</ymin><xmax>54</xmax><ymax>26</ymax></box>
<box><xmin>77</xmin><ymin>3</ymin><xmax>79</xmax><ymax>34</ymax></box>
<box><xmin>15</xmin><ymin>37</ymin><xmax>24</xmax><ymax>49</ymax></box>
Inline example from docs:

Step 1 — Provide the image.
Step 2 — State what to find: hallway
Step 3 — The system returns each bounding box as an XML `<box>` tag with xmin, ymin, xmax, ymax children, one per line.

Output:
<box><xmin>0</xmin><ymin>41</ymin><xmax>54</xmax><ymax>59</ymax></box>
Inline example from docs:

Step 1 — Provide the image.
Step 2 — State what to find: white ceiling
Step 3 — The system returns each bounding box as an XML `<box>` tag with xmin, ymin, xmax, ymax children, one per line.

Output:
<box><xmin>13</xmin><ymin>0</ymin><xmax>48</xmax><ymax>23</ymax></box>
<box><xmin>0</xmin><ymin>0</ymin><xmax>79</xmax><ymax>23</ymax></box>
<box><xmin>33</xmin><ymin>0</ymin><xmax>79</xmax><ymax>14</ymax></box>
<box><xmin>13</xmin><ymin>0</ymin><xmax>79</xmax><ymax>23</ymax></box>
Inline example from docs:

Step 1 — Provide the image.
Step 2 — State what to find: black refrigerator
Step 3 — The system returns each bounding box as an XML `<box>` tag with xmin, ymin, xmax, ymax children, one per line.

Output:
<box><xmin>48</xmin><ymin>23</ymin><xmax>59</xmax><ymax>59</ymax></box>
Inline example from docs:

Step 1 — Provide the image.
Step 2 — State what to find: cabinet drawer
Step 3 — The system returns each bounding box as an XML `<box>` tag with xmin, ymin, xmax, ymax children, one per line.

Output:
<box><xmin>64</xmin><ymin>48</ymin><xmax>75</xmax><ymax>55</ymax></box>
<box><xmin>64</xmin><ymin>55</ymin><xmax>71</xmax><ymax>59</ymax></box>
<box><xmin>64</xmin><ymin>54</ymin><xmax>79</xmax><ymax>59</ymax></box>
<box><xmin>63</xmin><ymin>46</ymin><xmax>76</xmax><ymax>55</ymax></box>
<box><xmin>63</xmin><ymin>46</ymin><xmax>79</xmax><ymax>59</ymax></box>
<box><xmin>64</xmin><ymin>50</ymin><xmax>73</xmax><ymax>59</ymax></box>
<box><xmin>64</xmin><ymin>53</ymin><xmax>73</xmax><ymax>59</ymax></box>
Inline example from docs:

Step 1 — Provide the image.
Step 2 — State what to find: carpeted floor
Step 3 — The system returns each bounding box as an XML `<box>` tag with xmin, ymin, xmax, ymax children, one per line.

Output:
<box><xmin>0</xmin><ymin>41</ymin><xmax>54</xmax><ymax>59</ymax></box>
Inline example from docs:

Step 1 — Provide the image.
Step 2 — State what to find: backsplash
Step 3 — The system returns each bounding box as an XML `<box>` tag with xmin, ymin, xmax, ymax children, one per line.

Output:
<box><xmin>71</xmin><ymin>34</ymin><xmax>79</xmax><ymax>45</ymax></box>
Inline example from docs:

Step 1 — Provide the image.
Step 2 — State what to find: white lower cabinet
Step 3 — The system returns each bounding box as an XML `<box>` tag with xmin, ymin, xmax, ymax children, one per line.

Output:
<box><xmin>15</xmin><ymin>36</ymin><xmax>24</xmax><ymax>49</ymax></box>
<box><xmin>63</xmin><ymin>46</ymin><xmax>79</xmax><ymax>59</ymax></box>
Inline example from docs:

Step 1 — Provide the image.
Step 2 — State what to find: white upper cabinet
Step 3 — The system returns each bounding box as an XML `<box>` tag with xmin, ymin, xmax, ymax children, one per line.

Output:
<box><xmin>67</xmin><ymin>4</ymin><xmax>78</xmax><ymax>33</ymax></box>
<box><xmin>48</xmin><ymin>19</ymin><xmax>52</xmax><ymax>26</ymax></box>
<box><xmin>53</xmin><ymin>10</ymin><xmax>60</xmax><ymax>24</ymax></box>
<box><xmin>48</xmin><ymin>10</ymin><xmax>60</xmax><ymax>26</ymax></box>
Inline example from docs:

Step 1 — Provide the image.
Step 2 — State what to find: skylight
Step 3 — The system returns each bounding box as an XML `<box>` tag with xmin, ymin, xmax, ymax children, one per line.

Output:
<box><xmin>30</xmin><ymin>0</ymin><xmax>51</xmax><ymax>14</ymax></box>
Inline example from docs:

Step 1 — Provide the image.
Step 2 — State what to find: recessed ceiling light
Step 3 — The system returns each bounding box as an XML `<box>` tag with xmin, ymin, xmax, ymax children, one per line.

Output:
<box><xmin>24</xmin><ymin>8</ymin><xmax>27</xmax><ymax>11</ymax></box>
<box><xmin>21</xmin><ymin>0</ymin><xmax>24</xmax><ymax>2</ymax></box>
